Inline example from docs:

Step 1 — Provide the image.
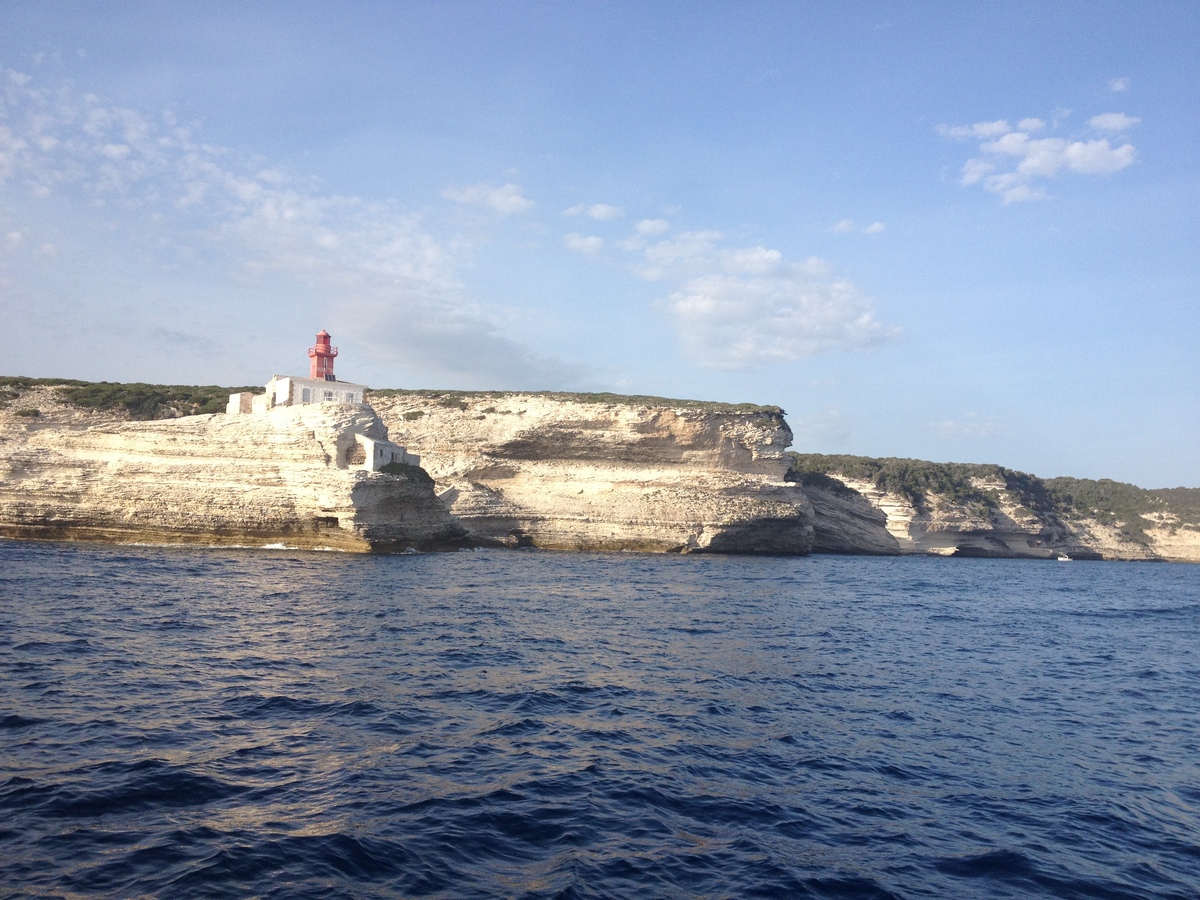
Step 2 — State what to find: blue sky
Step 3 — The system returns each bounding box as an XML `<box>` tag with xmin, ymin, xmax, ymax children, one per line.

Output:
<box><xmin>2</xmin><ymin>2</ymin><xmax>1197</xmax><ymax>487</ymax></box>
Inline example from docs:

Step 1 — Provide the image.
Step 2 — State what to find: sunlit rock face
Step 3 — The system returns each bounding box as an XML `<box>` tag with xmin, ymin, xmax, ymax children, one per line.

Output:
<box><xmin>786</xmin><ymin>474</ymin><xmax>900</xmax><ymax>555</ymax></box>
<box><xmin>371</xmin><ymin>393</ymin><xmax>814</xmax><ymax>555</ymax></box>
<box><xmin>794</xmin><ymin>470</ymin><xmax>1200</xmax><ymax>562</ymax></box>
<box><xmin>0</xmin><ymin>398</ymin><xmax>465</xmax><ymax>552</ymax></box>
<box><xmin>826</xmin><ymin>476</ymin><xmax>1070</xmax><ymax>558</ymax></box>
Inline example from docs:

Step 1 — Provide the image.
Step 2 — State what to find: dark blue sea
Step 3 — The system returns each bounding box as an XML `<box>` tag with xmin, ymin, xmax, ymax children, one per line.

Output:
<box><xmin>1</xmin><ymin>541</ymin><xmax>1198</xmax><ymax>899</ymax></box>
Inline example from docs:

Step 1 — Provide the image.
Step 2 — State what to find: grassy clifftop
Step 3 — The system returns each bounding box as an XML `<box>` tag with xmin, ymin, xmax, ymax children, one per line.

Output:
<box><xmin>366</xmin><ymin>387</ymin><xmax>785</xmax><ymax>417</ymax></box>
<box><xmin>3</xmin><ymin>378</ymin><xmax>783</xmax><ymax>422</ymax></box>
<box><xmin>789</xmin><ymin>452</ymin><xmax>1200</xmax><ymax>544</ymax></box>
<box><xmin>0</xmin><ymin>377</ymin><xmax>262</xmax><ymax>420</ymax></box>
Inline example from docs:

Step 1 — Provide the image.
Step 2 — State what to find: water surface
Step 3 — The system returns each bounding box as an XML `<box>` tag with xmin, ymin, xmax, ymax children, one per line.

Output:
<box><xmin>2</xmin><ymin>541</ymin><xmax>1198</xmax><ymax>898</ymax></box>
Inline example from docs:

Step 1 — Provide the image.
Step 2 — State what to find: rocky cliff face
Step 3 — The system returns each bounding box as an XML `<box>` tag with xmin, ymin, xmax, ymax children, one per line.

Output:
<box><xmin>370</xmin><ymin>392</ymin><xmax>814</xmax><ymax>554</ymax></box>
<box><xmin>11</xmin><ymin>379</ymin><xmax>1192</xmax><ymax>562</ymax></box>
<box><xmin>788</xmin><ymin>457</ymin><xmax>1200</xmax><ymax>562</ymax></box>
<box><xmin>826</xmin><ymin>475</ymin><xmax>1073</xmax><ymax>558</ymax></box>
<box><xmin>0</xmin><ymin>392</ymin><xmax>464</xmax><ymax>552</ymax></box>
<box><xmin>786</xmin><ymin>473</ymin><xmax>899</xmax><ymax>555</ymax></box>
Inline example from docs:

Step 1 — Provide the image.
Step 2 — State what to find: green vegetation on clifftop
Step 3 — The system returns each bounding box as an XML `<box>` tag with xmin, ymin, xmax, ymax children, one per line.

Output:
<box><xmin>1</xmin><ymin>377</ymin><xmax>262</xmax><ymax>420</ymax></box>
<box><xmin>7</xmin><ymin>377</ymin><xmax>781</xmax><ymax>420</ymax></box>
<box><xmin>789</xmin><ymin>453</ymin><xmax>1200</xmax><ymax>544</ymax></box>
<box><xmin>1043</xmin><ymin>478</ymin><xmax>1200</xmax><ymax>543</ymax></box>
<box><xmin>367</xmin><ymin>388</ymin><xmax>784</xmax><ymax>419</ymax></box>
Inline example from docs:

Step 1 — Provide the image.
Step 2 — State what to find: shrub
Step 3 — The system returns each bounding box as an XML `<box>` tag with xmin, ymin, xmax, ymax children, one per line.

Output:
<box><xmin>366</xmin><ymin>387</ymin><xmax>783</xmax><ymax>418</ymax></box>
<box><xmin>787</xmin><ymin>470</ymin><xmax>861</xmax><ymax>499</ymax></box>
<box><xmin>788</xmin><ymin>452</ymin><xmax>1200</xmax><ymax>545</ymax></box>
<box><xmin>58</xmin><ymin>382</ymin><xmax>261</xmax><ymax>420</ymax></box>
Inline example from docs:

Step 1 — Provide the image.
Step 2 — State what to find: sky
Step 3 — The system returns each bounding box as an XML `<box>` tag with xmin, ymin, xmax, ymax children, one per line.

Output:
<box><xmin>1</xmin><ymin>2</ymin><xmax>1197</xmax><ymax>488</ymax></box>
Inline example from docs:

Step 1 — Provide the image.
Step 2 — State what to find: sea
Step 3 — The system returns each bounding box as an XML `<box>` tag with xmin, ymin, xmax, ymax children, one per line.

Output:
<box><xmin>1</xmin><ymin>540</ymin><xmax>1198</xmax><ymax>899</ymax></box>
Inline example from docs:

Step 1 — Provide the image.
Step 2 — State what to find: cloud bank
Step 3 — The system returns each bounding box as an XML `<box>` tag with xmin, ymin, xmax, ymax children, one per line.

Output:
<box><xmin>1</xmin><ymin>69</ymin><xmax>894</xmax><ymax>384</ymax></box>
<box><xmin>938</xmin><ymin>111</ymin><xmax>1138</xmax><ymax>203</ymax></box>
<box><xmin>612</xmin><ymin>224</ymin><xmax>896</xmax><ymax>370</ymax></box>
<box><xmin>0</xmin><ymin>70</ymin><xmax>579</xmax><ymax>388</ymax></box>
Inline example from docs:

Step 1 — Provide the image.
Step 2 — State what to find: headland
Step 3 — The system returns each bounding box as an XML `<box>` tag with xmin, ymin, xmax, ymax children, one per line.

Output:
<box><xmin>2</xmin><ymin>373</ymin><xmax>1197</xmax><ymax>561</ymax></box>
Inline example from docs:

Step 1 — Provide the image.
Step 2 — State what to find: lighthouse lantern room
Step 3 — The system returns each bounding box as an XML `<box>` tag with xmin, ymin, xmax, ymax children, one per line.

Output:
<box><xmin>309</xmin><ymin>330</ymin><xmax>339</xmax><ymax>381</ymax></box>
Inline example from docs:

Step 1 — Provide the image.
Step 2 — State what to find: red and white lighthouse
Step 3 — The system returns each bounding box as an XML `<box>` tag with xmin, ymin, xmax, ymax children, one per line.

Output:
<box><xmin>308</xmin><ymin>330</ymin><xmax>339</xmax><ymax>381</ymax></box>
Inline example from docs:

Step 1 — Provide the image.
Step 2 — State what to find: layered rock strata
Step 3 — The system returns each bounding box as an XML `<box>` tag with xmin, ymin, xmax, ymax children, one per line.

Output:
<box><xmin>0</xmin><ymin>401</ymin><xmax>465</xmax><ymax>552</ymax></box>
<box><xmin>786</xmin><ymin>473</ymin><xmax>899</xmax><ymax>555</ymax></box>
<box><xmin>370</xmin><ymin>393</ymin><xmax>814</xmax><ymax>554</ymax></box>
<box><xmin>828</xmin><ymin>475</ymin><xmax>1073</xmax><ymax>558</ymax></box>
<box><xmin>791</xmin><ymin>468</ymin><xmax>1200</xmax><ymax>562</ymax></box>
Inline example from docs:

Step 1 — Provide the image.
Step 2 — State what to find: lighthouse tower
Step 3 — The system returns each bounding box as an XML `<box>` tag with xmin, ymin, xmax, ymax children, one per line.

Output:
<box><xmin>227</xmin><ymin>329</ymin><xmax>368</xmax><ymax>415</ymax></box>
<box><xmin>308</xmin><ymin>330</ymin><xmax>339</xmax><ymax>381</ymax></box>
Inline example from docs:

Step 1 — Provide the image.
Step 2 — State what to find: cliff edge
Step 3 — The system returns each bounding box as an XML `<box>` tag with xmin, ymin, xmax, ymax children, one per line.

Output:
<box><xmin>370</xmin><ymin>390</ymin><xmax>814</xmax><ymax>554</ymax></box>
<box><xmin>789</xmin><ymin>454</ymin><xmax>1200</xmax><ymax>563</ymax></box>
<box><xmin>0</xmin><ymin>386</ymin><xmax>465</xmax><ymax>552</ymax></box>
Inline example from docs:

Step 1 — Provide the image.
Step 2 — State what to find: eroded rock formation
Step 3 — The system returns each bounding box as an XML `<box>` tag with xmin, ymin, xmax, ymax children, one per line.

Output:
<box><xmin>6</xmin><ymin>381</ymin><xmax>1195</xmax><ymax>562</ymax></box>
<box><xmin>786</xmin><ymin>473</ymin><xmax>899</xmax><ymax>555</ymax></box>
<box><xmin>370</xmin><ymin>392</ymin><xmax>814</xmax><ymax>554</ymax></box>
<box><xmin>787</xmin><ymin>461</ymin><xmax>1200</xmax><ymax>562</ymax></box>
<box><xmin>0</xmin><ymin>396</ymin><xmax>465</xmax><ymax>552</ymax></box>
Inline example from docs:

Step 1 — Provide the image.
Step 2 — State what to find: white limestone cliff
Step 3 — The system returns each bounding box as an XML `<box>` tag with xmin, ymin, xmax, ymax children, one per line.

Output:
<box><xmin>7</xmin><ymin>382</ymin><xmax>1194</xmax><ymax>562</ymax></box>
<box><xmin>0</xmin><ymin>397</ymin><xmax>464</xmax><ymax>552</ymax></box>
<box><xmin>794</xmin><ymin>470</ymin><xmax>1200</xmax><ymax>562</ymax></box>
<box><xmin>786</xmin><ymin>474</ymin><xmax>900</xmax><ymax>555</ymax></box>
<box><xmin>370</xmin><ymin>392</ymin><xmax>814</xmax><ymax>554</ymax></box>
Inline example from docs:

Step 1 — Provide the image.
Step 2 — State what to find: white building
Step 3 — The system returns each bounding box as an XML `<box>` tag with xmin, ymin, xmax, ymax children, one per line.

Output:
<box><xmin>224</xmin><ymin>332</ymin><xmax>421</xmax><ymax>473</ymax></box>
<box><xmin>226</xmin><ymin>375</ymin><xmax>367</xmax><ymax>416</ymax></box>
<box><xmin>225</xmin><ymin>379</ymin><xmax>421</xmax><ymax>473</ymax></box>
<box><xmin>349</xmin><ymin>434</ymin><xmax>422</xmax><ymax>471</ymax></box>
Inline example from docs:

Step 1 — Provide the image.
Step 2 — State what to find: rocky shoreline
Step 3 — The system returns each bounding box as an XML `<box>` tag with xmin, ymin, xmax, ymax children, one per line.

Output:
<box><xmin>789</xmin><ymin>456</ymin><xmax>1200</xmax><ymax>563</ymax></box>
<box><xmin>0</xmin><ymin>383</ymin><xmax>814</xmax><ymax>555</ymax></box>
<box><xmin>369</xmin><ymin>391</ymin><xmax>811</xmax><ymax>554</ymax></box>
<box><xmin>0</xmin><ymin>389</ymin><xmax>466</xmax><ymax>553</ymax></box>
<box><xmin>2</xmin><ymin>380</ymin><xmax>1196</xmax><ymax>561</ymax></box>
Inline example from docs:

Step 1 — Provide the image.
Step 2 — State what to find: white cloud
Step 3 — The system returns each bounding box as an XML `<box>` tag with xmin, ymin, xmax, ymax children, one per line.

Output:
<box><xmin>635</xmin><ymin>218</ymin><xmax>669</xmax><ymax>235</ymax></box>
<box><xmin>939</xmin><ymin>113</ymin><xmax>1138</xmax><ymax>203</ymax></box>
<box><xmin>723</xmin><ymin>246</ymin><xmax>781</xmax><ymax>274</ymax></box>
<box><xmin>565</xmin><ymin>202</ymin><xmax>624</xmax><ymax>221</ymax></box>
<box><xmin>564</xmin><ymin>232</ymin><xmax>604</xmax><ymax>254</ymax></box>
<box><xmin>0</xmin><ymin>69</ymin><xmax>586</xmax><ymax>389</ymax></box>
<box><xmin>616</xmin><ymin>225</ymin><xmax>894</xmax><ymax>368</ymax></box>
<box><xmin>587</xmin><ymin>203</ymin><xmax>623</xmax><ymax>221</ymax></box>
<box><xmin>832</xmin><ymin>219</ymin><xmax>884</xmax><ymax>236</ymax></box>
<box><xmin>636</xmin><ymin>230</ymin><xmax>723</xmax><ymax>280</ymax></box>
<box><xmin>937</xmin><ymin>120</ymin><xmax>1012</xmax><ymax>140</ymax></box>
<box><xmin>668</xmin><ymin>268</ymin><xmax>895</xmax><ymax>369</ymax></box>
<box><xmin>1089</xmin><ymin>112</ymin><xmax>1141</xmax><ymax>132</ymax></box>
<box><xmin>1109</xmin><ymin>76</ymin><xmax>1130</xmax><ymax>93</ymax></box>
<box><xmin>441</xmin><ymin>182</ymin><xmax>534</xmax><ymax>215</ymax></box>
<box><xmin>960</xmin><ymin>158</ymin><xmax>995</xmax><ymax>185</ymax></box>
